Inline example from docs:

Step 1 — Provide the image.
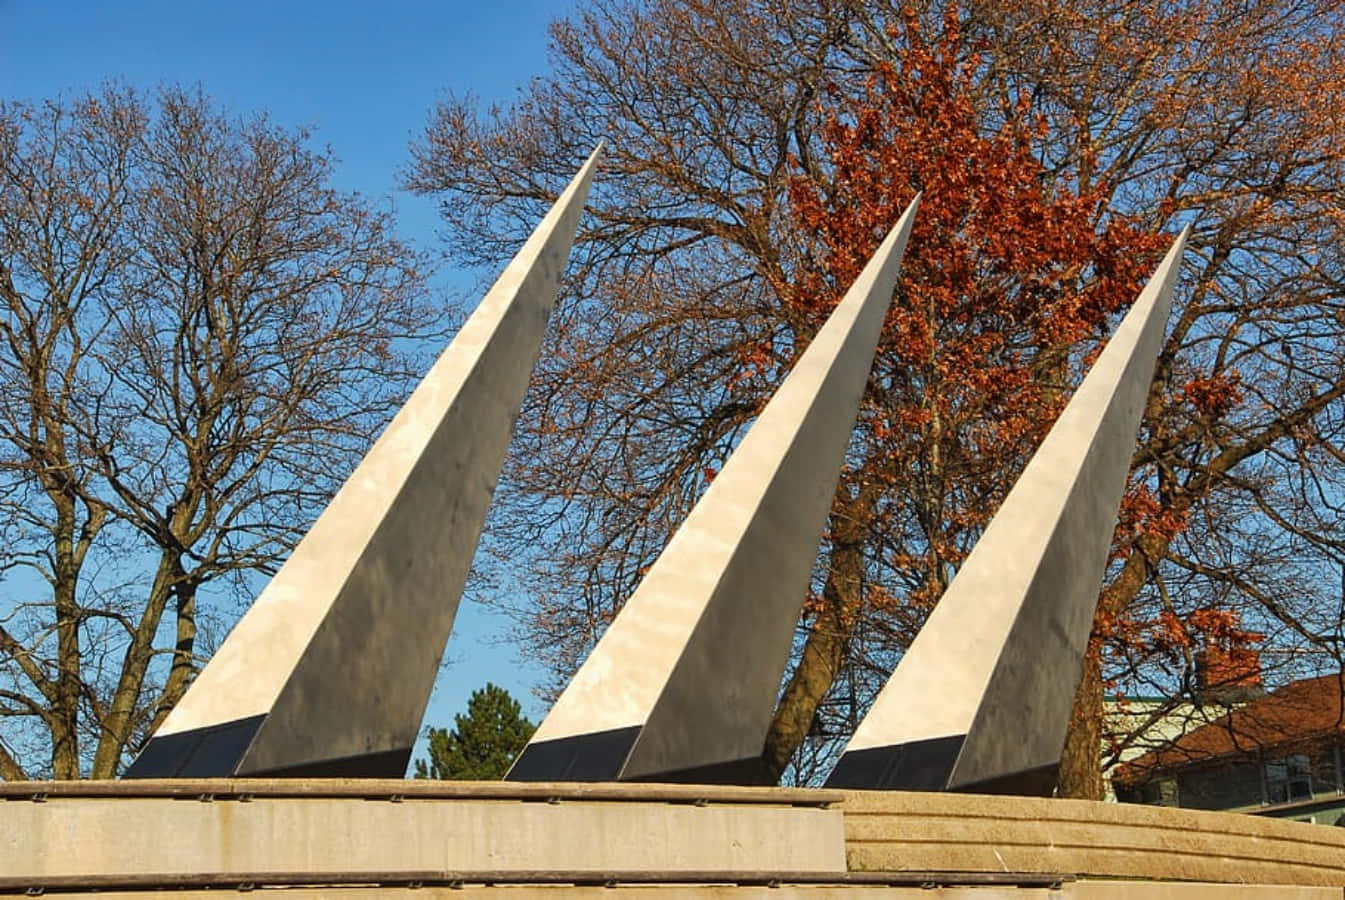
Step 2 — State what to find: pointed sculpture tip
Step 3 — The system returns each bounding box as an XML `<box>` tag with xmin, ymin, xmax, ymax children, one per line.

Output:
<box><xmin>1141</xmin><ymin>224</ymin><xmax>1189</xmax><ymax>302</ymax></box>
<box><xmin>558</xmin><ymin>142</ymin><xmax>603</xmax><ymax>199</ymax></box>
<box><xmin>900</xmin><ymin>191</ymin><xmax>921</xmax><ymax>224</ymax></box>
<box><xmin>1165</xmin><ymin>223</ymin><xmax>1192</xmax><ymax>263</ymax></box>
<box><xmin>881</xmin><ymin>192</ymin><xmax>921</xmax><ymax>247</ymax></box>
<box><xmin>543</xmin><ymin>142</ymin><xmax>603</xmax><ymax>226</ymax></box>
<box><xmin>583</xmin><ymin>140</ymin><xmax>606</xmax><ymax>170</ymax></box>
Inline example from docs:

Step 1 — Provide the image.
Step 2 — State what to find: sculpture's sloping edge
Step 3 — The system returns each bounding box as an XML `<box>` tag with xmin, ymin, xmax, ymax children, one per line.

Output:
<box><xmin>125</xmin><ymin>145</ymin><xmax>604</xmax><ymax>778</ymax></box>
<box><xmin>827</xmin><ymin>227</ymin><xmax>1190</xmax><ymax>794</ymax></box>
<box><xmin>509</xmin><ymin>196</ymin><xmax>921</xmax><ymax>784</ymax></box>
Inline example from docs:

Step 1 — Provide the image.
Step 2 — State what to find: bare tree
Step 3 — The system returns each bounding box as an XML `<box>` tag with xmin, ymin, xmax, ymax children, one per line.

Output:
<box><xmin>409</xmin><ymin>0</ymin><xmax>1345</xmax><ymax>794</ymax></box>
<box><xmin>0</xmin><ymin>86</ymin><xmax>433</xmax><ymax>779</ymax></box>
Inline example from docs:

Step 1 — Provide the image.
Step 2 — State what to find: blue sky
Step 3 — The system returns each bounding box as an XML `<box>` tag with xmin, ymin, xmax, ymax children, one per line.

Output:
<box><xmin>2</xmin><ymin>0</ymin><xmax>577</xmax><ymax>760</ymax></box>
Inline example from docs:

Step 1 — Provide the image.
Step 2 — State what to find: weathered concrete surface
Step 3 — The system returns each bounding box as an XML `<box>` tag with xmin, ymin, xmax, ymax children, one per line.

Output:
<box><xmin>843</xmin><ymin>788</ymin><xmax>1345</xmax><ymax>887</ymax></box>
<box><xmin>4</xmin><ymin>780</ymin><xmax>1343</xmax><ymax>895</ymax></box>
<box><xmin>42</xmin><ymin>888</ymin><xmax>1345</xmax><ymax>899</ymax></box>
<box><xmin>4</xmin><ymin>797</ymin><xmax>840</xmax><ymax>877</ymax></box>
<box><xmin>0</xmin><ymin>779</ymin><xmax>844</xmax><ymax>889</ymax></box>
<box><xmin>1068</xmin><ymin>886</ymin><xmax>1340</xmax><ymax>900</ymax></box>
<box><xmin>126</xmin><ymin>147</ymin><xmax>603</xmax><ymax>778</ymax></box>
<box><xmin>0</xmin><ymin>775</ymin><xmax>840</xmax><ymax>804</ymax></box>
<box><xmin>830</xmin><ymin>230</ymin><xmax>1190</xmax><ymax>793</ymax></box>
<box><xmin>512</xmin><ymin>197</ymin><xmax>920</xmax><ymax>783</ymax></box>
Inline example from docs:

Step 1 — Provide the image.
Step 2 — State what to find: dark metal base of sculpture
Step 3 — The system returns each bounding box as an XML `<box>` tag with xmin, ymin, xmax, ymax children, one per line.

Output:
<box><xmin>955</xmin><ymin>763</ymin><xmax>1058</xmax><ymax>797</ymax></box>
<box><xmin>824</xmin><ymin>735</ymin><xmax>965</xmax><ymax>791</ymax></box>
<box><xmin>825</xmin><ymin>736</ymin><xmax>1055</xmax><ymax>796</ymax></box>
<box><xmin>125</xmin><ymin>715</ymin><xmax>410</xmax><ymax>779</ymax></box>
<box><xmin>508</xmin><ymin>726</ymin><xmax>773</xmax><ymax>785</ymax></box>
<box><xmin>246</xmin><ymin>747</ymin><xmax>414</xmax><ymax>779</ymax></box>
<box><xmin>626</xmin><ymin>755</ymin><xmax>775</xmax><ymax>786</ymax></box>
<box><xmin>124</xmin><ymin>716</ymin><xmax>265</xmax><ymax>778</ymax></box>
<box><xmin>507</xmin><ymin>726</ymin><xmax>641</xmax><ymax>782</ymax></box>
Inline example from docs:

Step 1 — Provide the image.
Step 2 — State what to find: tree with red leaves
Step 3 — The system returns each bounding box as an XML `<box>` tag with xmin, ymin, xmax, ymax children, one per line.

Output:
<box><xmin>410</xmin><ymin>0</ymin><xmax>1345</xmax><ymax>796</ymax></box>
<box><xmin>760</xmin><ymin>9</ymin><xmax>1165</xmax><ymax>780</ymax></box>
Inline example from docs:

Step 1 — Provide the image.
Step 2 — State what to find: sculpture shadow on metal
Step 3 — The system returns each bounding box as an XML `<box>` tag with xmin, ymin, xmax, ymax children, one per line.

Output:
<box><xmin>124</xmin><ymin>145</ymin><xmax>604</xmax><ymax>779</ymax></box>
<box><xmin>826</xmin><ymin>227</ymin><xmax>1190</xmax><ymax>795</ymax></box>
<box><xmin>507</xmin><ymin>196</ymin><xmax>921</xmax><ymax>785</ymax></box>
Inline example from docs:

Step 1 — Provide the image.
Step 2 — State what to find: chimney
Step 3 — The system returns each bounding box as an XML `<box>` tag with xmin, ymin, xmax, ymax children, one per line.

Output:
<box><xmin>1196</xmin><ymin>635</ymin><xmax>1264</xmax><ymax>704</ymax></box>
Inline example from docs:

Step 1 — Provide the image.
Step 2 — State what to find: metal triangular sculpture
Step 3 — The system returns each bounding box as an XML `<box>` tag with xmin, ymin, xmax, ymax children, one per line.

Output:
<box><xmin>826</xmin><ymin>228</ymin><xmax>1190</xmax><ymax>795</ymax></box>
<box><xmin>507</xmin><ymin>197</ymin><xmax>921</xmax><ymax>784</ymax></box>
<box><xmin>125</xmin><ymin>146</ymin><xmax>604</xmax><ymax>778</ymax></box>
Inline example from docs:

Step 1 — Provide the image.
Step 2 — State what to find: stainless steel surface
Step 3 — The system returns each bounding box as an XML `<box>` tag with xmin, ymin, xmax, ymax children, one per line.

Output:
<box><xmin>517</xmin><ymin>198</ymin><xmax>920</xmax><ymax>782</ymax></box>
<box><xmin>836</xmin><ymin>230</ymin><xmax>1190</xmax><ymax>792</ymax></box>
<box><xmin>131</xmin><ymin>147</ymin><xmax>604</xmax><ymax>776</ymax></box>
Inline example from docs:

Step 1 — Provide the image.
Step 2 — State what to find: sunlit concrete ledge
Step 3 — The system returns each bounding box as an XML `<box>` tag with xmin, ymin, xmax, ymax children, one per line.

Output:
<box><xmin>2</xmin><ymin>780</ymin><xmax>1343</xmax><ymax>896</ymax></box>
<box><xmin>843</xmin><ymin>789</ymin><xmax>1345</xmax><ymax>887</ymax></box>
<box><xmin>0</xmin><ymin>778</ymin><xmax>845</xmax><ymax>891</ymax></box>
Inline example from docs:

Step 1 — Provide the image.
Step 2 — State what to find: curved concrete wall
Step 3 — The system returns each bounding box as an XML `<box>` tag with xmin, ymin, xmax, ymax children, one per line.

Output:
<box><xmin>0</xmin><ymin>779</ymin><xmax>844</xmax><ymax>892</ymax></box>
<box><xmin>2</xmin><ymin>780</ymin><xmax>1343</xmax><ymax>893</ymax></box>
<box><xmin>843</xmin><ymin>790</ymin><xmax>1345</xmax><ymax>887</ymax></box>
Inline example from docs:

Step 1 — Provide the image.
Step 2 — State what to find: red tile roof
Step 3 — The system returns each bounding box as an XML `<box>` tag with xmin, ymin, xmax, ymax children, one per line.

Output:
<box><xmin>1113</xmin><ymin>673</ymin><xmax>1345</xmax><ymax>787</ymax></box>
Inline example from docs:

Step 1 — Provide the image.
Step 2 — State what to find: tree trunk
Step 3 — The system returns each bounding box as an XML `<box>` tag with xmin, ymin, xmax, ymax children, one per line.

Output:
<box><xmin>762</xmin><ymin>482</ymin><xmax>876</xmax><ymax>782</ymax></box>
<box><xmin>147</xmin><ymin>575</ymin><xmax>198</xmax><ymax>736</ymax></box>
<box><xmin>0</xmin><ymin>745</ymin><xmax>27</xmax><ymax>781</ymax></box>
<box><xmin>51</xmin><ymin>501</ymin><xmax>82</xmax><ymax>780</ymax></box>
<box><xmin>1057</xmin><ymin>633</ymin><xmax>1105</xmax><ymax>798</ymax></box>
<box><xmin>90</xmin><ymin>552</ymin><xmax>181</xmax><ymax>778</ymax></box>
<box><xmin>1056</xmin><ymin>526</ymin><xmax>1168</xmax><ymax>797</ymax></box>
<box><xmin>762</xmin><ymin>579</ymin><xmax>852</xmax><ymax>782</ymax></box>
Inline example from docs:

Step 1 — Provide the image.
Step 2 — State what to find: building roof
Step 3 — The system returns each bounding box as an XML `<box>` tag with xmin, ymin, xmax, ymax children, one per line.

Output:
<box><xmin>1113</xmin><ymin>673</ymin><xmax>1345</xmax><ymax>787</ymax></box>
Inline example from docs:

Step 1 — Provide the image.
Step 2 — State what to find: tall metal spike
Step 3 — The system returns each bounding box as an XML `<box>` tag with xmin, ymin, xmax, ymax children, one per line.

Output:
<box><xmin>125</xmin><ymin>146</ymin><xmax>604</xmax><ymax>778</ymax></box>
<box><xmin>827</xmin><ymin>228</ymin><xmax>1190</xmax><ymax>794</ymax></box>
<box><xmin>508</xmin><ymin>197</ymin><xmax>921</xmax><ymax>784</ymax></box>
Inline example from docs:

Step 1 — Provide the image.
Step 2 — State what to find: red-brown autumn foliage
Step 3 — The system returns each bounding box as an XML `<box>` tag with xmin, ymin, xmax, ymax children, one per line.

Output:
<box><xmin>756</xmin><ymin>10</ymin><xmax>1171</xmax><ymax>778</ymax></box>
<box><xmin>411</xmin><ymin>0</ymin><xmax>1345</xmax><ymax>795</ymax></box>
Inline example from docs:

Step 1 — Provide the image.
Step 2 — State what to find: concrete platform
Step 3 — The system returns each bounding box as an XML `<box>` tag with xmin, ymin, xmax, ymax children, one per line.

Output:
<box><xmin>2</xmin><ymin>780</ymin><xmax>1342</xmax><ymax>895</ymax></box>
<box><xmin>843</xmin><ymin>788</ymin><xmax>1345</xmax><ymax>887</ymax></box>
<box><xmin>39</xmin><ymin>887</ymin><xmax>1345</xmax><ymax>899</ymax></box>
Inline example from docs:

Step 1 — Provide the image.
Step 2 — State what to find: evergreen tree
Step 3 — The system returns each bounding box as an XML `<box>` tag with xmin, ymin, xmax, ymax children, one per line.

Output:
<box><xmin>413</xmin><ymin>684</ymin><xmax>536</xmax><ymax>780</ymax></box>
